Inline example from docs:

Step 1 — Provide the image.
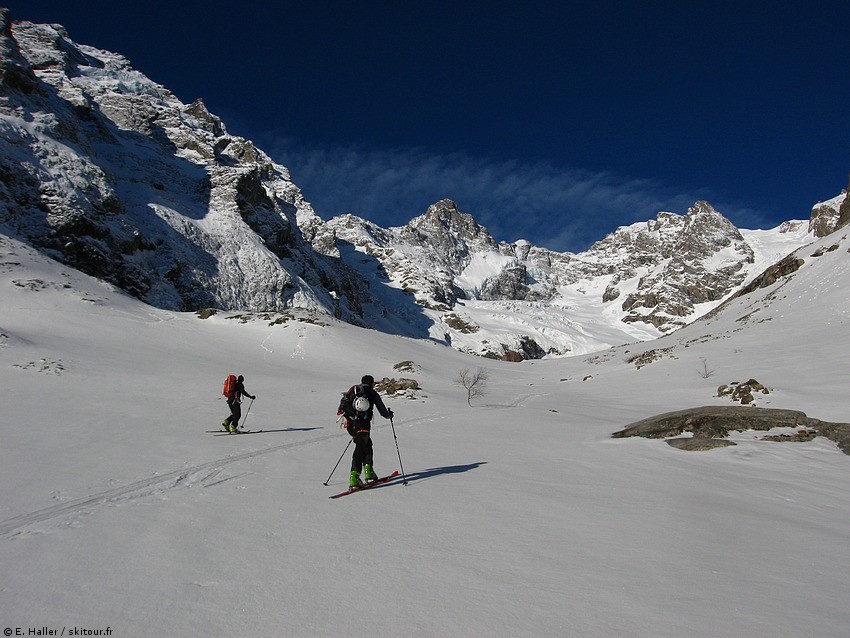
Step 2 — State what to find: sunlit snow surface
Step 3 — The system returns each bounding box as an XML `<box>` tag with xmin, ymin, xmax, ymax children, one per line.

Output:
<box><xmin>1</xmin><ymin>228</ymin><xmax>849</xmax><ymax>637</ymax></box>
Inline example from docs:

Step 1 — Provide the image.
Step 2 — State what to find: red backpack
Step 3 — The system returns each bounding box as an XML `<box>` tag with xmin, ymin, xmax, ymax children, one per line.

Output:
<box><xmin>222</xmin><ymin>374</ymin><xmax>238</xmax><ymax>398</ymax></box>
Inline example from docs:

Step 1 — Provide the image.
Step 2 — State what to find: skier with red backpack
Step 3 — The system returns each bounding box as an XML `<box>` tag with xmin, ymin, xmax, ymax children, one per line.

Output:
<box><xmin>337</xmin><ymin>375</ymin><xmax>394</xmax><ymax>488</ymax></box>
<box><xmin>222</xmin><ymin>374</ymin><xmax>256</xmax><ymax>434</ymax></box>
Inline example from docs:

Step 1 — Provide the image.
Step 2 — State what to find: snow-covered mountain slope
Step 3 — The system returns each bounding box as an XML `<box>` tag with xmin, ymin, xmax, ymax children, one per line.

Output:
<box><xmin>1</xmin><ymin>207</ymin><xmax>849</xmax><ymax>636</ymax></box>
<box><xmin>0</xmin><ymin>12</ymin><xmax>368</xmax><ymax>318</ymax></box>
<box><xmin>583</xmin><ymin>224</ymin><xmax>850</xmax><ymax>424</ymax></box>
<box><xmin>324</xmin><ymin>199</ymin><xmax>817</xmax><ymax>357</ymax></box>
<box><xmin>0</xmin><ymin>10</ymin><xmax>839</xmax><ymax>361</ymax></box>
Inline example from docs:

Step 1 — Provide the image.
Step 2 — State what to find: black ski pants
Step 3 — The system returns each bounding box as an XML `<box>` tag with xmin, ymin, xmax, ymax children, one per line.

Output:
<box><xmin>350</xmin><ymin>432</ymin><xmax>373</xmax><ymax>472</ymax></box>
<box><xmin>224</xmin><ymin>397</ymin><xmax>241</xmax><ymax>427</ymax></box>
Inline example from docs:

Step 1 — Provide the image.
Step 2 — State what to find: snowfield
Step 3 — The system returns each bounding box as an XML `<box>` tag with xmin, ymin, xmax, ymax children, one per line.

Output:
<box><xmin>1</xmin><ymin>229</ymin><xmax>849</xmax><ymax>637</ymax></box>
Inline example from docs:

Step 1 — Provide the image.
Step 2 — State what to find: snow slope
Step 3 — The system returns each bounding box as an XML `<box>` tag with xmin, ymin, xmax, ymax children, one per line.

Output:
<box><xmin>1</xmin><ymin>228</ymin><xmax>849</xmax><ymax>637</ymax></box>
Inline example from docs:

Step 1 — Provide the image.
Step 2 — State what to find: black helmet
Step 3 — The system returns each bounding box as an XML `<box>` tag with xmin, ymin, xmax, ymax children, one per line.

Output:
<box><xmin>237</xmin><ymin>375</ymin><xmax>244</xmax><ymax>382</ymax></box>
<box><xmin>361</xmin><ymin>374</ymin><xmax>374</xmax><ymax>386</ymax></box>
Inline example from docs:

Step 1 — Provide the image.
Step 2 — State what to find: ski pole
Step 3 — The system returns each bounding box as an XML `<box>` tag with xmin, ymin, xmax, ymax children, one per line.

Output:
<box><xmin>240</xmin><ymin>398</ymin><xmax>254</xmax><ymax>430</ymax></box>
<box><xmin>324</xmin><ymin>438</ymin><xmax>353</xmax><ymax>485</ymax></box>
<box><xmin>389</xmin><ymin>418</ymin><xmax>408</xmax><ymax>485</ymax></box>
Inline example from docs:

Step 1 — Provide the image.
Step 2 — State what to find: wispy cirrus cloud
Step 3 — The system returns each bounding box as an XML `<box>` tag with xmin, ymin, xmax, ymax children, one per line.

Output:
<box><xmin>267</xmin><ymin>140</ymin><xmax>779</xmax><ymax>253</ymax></box>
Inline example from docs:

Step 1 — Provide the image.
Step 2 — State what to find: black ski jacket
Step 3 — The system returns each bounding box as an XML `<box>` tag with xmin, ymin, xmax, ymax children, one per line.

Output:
<box><xmin>231</xmin><ymin>379</ymin><xmax>253</xmax><ymax>403</ymax></box>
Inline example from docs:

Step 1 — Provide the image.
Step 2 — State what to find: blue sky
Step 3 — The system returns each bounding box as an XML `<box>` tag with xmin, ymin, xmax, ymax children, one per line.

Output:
<box><xmin>13</xmin><ymin>1</ymin><xmax>850</xmax><ymax>251</ymax></box>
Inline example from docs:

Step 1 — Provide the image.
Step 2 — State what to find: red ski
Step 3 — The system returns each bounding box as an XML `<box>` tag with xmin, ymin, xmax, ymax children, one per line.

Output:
<box><xmin>329</xmin><ymin>471</ymin><xmax>400</xmax><ymax>499</ymax></box>
<box><xmin>206</xmin><ymin>430</ymin><xmax>262</xmax><ymax>435</ymax></box>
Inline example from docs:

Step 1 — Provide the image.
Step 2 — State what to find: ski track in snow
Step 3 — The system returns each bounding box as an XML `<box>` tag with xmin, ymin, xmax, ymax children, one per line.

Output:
<box><xmin>260</xmin><ymin>333</ymin><xmax>274</xmax><ymax>359</ymax></box>
<box><xmin>0</xmin><ymin>409</ymin><xmax>468</xmax><ymax>538</ymax></box>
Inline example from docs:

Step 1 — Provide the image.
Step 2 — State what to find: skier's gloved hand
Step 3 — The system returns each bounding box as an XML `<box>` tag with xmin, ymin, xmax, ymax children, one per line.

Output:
<box><xmin>387</xmin><ymin>409</ymin><xmax>394</xmax><ymax>419</ymax></box>
<box><xmin>251</xmin><ymin>395</ymin><xmax>256</xmax><ymax>400</ymax></box>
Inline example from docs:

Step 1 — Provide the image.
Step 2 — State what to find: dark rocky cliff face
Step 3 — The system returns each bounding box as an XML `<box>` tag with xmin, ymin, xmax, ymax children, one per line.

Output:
<box><xmin>809</xmin><ymin>187</ymin><xmax>848</xmax><ymax>237</ymax></box>
<box><xmin>838</xmin><ymin>178</ymin><xmax>850</xmax><ymax>230</ymax></box>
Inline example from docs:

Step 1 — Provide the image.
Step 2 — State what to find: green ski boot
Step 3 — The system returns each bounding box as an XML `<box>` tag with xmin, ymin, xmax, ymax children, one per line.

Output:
<box><xmin>349</xmin><ymin>470</ymin><xmax>364</xmax><ymax>489</ymax></box>
<box><xmin>364</xmin><ymin>464</ymin><xmax>378</xmax><ymax>482</ymax></box>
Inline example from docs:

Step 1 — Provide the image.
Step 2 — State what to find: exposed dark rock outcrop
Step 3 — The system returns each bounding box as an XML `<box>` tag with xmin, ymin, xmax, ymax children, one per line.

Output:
<box><xmin>613</xmin><ymin>406</ymin><xmax>850</xmax><ymax>455</ymax></box>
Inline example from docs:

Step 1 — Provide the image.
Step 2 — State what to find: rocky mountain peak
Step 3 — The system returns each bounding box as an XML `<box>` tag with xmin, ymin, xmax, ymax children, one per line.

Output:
<box><xmin>409</xmin><ymin>199</ymin><xmax>493</xmax><ymax>242</ymax></box>
<box><xmin>184</xmin><ymin>98</ymin><xmax>226</xmax><ymax>137</ymax></box>
<box><xmin>401</xmin><ymin>199</ymin><xmax>497</xmax><ymax>272</ymax></box>
<box><xmin>680</xmin><ymin>201</ymin><xmax>749</xmax><ymax>256</ymax></box>
<box><xmin>580</xmin><ymin>201</ymin><xmax>759</xmax><ymax>332</ymax></box>
<box><xmin>687</xmin><ymin>199</ymin><xmax>719</xmax><ymax>217</ymax></box>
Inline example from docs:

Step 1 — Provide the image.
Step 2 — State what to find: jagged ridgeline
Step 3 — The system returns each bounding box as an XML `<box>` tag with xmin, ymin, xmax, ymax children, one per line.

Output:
<box><xmin>1</xmin><ymin>10</ymin><xmax>846</xmax><ymax>358</ymax></box>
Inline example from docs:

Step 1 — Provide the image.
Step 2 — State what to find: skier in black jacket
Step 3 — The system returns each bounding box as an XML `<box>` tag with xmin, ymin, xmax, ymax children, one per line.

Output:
<box><xmin>223</xmin><ymin>375</ymin><xmax>255</xmax><ymax>434</ymax></box>
<box><xmin>338</xmin><ymin>374</ymin><xmax>394</xmax><ymax>487</ymax></box>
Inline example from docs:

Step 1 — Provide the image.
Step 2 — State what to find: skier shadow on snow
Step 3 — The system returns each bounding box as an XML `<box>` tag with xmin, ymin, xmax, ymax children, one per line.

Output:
<box><xmin>393</xmin><ymin>462</ymin><xmax>487</xmax><ymax>486</ymax></box>
<box><xmin>257</xmin><ymin>427</ymin><xmax>323</xmax><ymax>434</ymax></box>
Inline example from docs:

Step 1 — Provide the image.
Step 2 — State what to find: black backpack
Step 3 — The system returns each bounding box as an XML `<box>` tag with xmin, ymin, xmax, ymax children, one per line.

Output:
<box><xmin>338</xmin><ymin>384</ymin><xmax>372</xmax><ymax>422</ymax></box>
